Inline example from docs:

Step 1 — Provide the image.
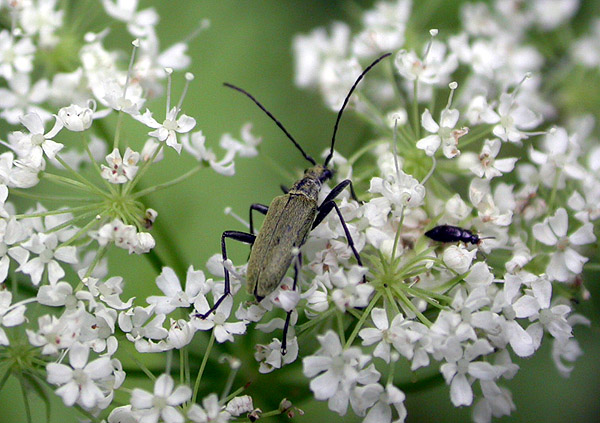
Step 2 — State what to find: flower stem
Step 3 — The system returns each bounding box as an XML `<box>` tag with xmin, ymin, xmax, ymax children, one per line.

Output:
<box><xmin>191</xmin><ymin>331</ymin><xmax>215</xmax><ymax>404</ymax></box>
<box><xmin>345</xmin><ymin>291</ymin><xmax>382</xmax><ymax>348</ymax></box>
<box><xmin>54</xmin><ymin>154</ymin><xmax>109</xmax><ymax>197</ymax></box>
<box><xmin>132</xmin><ymin>165</ymin><xmax>203</xmax><ymax>198</ymax></box>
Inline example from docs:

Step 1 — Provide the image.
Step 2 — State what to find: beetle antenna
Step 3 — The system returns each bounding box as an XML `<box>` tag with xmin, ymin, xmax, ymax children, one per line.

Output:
<box><xmin>324</xmin><ymin>52</ymin><xmax>391</xmax><ymax>167</ymax></box>
<box><xmin>224</xmin><ymin>82</ymin><xmax>317</xmax><ymax>165</ymax></box>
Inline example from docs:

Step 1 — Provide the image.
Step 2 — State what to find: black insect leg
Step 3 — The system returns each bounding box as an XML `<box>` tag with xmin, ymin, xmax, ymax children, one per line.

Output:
<box><xmin>249</xmin><ymin>203</ymin><xmax>268</xmax><ymax>235</ymax></box>
<box><xmin>197</xmin><ymin>230</ymin><xmax>255</xmax><ymax>319</ymax></box>
<box><xmin>318</xmin><ymin>179</ymin><xmax>361</xmax><ymax>206</ymax></box>
<box><xmin>281</xmin><ymin>251</ymin><xmax>301</xmax><ymax>355</ymax></box>
<box><xmin>313</xmin><ymin>180</ymin><xmax>366</xmax><ymax>282</ymax></box>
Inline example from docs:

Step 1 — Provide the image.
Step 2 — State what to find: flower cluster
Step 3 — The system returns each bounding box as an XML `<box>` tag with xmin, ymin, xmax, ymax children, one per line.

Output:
<box><xmin>0</xmin><ymin>1</ymin><xmax>598</xmax><ymax>423</ymax></box>
<box><xmin>283</xmin><ymin>0</ymin><xmax>598</xmax><ymax>422</ymax></box>
<box><xmin>0</xmin><ymin>1</ymin><xmax>260</xmax><ymax>421</ymax></box>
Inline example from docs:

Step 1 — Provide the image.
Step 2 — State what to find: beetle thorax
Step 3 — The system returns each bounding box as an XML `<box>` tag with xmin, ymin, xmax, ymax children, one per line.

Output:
<box><xmin>289</xmin><ymin>165</ymin><xmax>332</xmax><ymax>201</ymax></box>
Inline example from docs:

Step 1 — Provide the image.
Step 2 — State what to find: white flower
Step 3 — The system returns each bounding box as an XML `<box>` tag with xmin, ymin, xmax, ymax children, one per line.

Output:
<box><xmin>26</xmin><ymin>314</ymin><xmax>80</xmax><ymax>354</ymax></box>
<box><xmin>95</xmin><ymin>219</ymin><xmax>137</xmax><ymax>249</ymax></box>
<box><xmin>254</xmin><ymin>336</ymin><xmax>299</xmax><ymax>374</ymax></box>
<box><xmin>512</xmin><ymin>276</ymin><xmax>574</xmax><ymax>342</ymax></box>
<box><xmin>532</xmin><ymin>208</ymin><xmax>596</xmax><ymax>282</ymax></box>
<box><xmin>352</xmin><ymin>0</ymin><xmax>411</xmax><ymax>58</ymax></box>
<box><xmin>492</xmin><ymin>93</ymin><xmax>541</xmax><ymax>143</ymax></box>
<box><xmin>319</xmin><ymin>57</ymin><xmax>363</xmax><ymax>111</ymax></box>
<box><xmin>188</xmin><ymin>393</ymin><xmax>231</xmax><ymax>423</ymax></box>
<box><xmin>20</xmin><ymin>0</ymin><xmax>64</xmax><ymax>47</ymax></box>
<box><xmin>442</xmin><ymin>245</ymin><xmax>477</xmax><ymax>274</ymax></box>
<box><xmin>81</xmin><ymin>275</ymin><xmax>134</xmax><ymax>310</ymax></box>
<box><xmin>0</xmin><ymin>213</ymin><xmax>29</xmax><ymax>283</ymax></box>
<box><xmin>394</xmin><ymin>40</ymin><xmax>458</xmax><ymax>84</ymax></box>
<box><xmin>416</xmin><ymin>108</ymin><xmax>467</xmax><ymax>158</ymax></box>
<box><xmin>37</xmin><ymin>281</ymin><xmax>74</xmax><ymax>307</ymax></box>
<box><xmin>360</xmin><ymin>308</ymin><xmax>425</xmax><ymax>363</ymax></box>
<box><xmin>12</xmin><ymin>113</ymin><xmax>63</xmax><ymax>167</ymax></box>
<box><xmin>20</xmin><ymin>232</ymin><xmax>78</xmax><ymax>285</ymax></box>
<box><xmin>102</xmin><ymin>0</ymin><xmax>159</xmax><ymax>37</ymax></box>
<box><xmin>0</xmin><ymin>291</ymin><xmax>26</xmax><ymax>345</ymax></box>
<box><xmin>118</xmin><ymin>305</ymin><xmax>168</xmax><ymax>346</ymax></box>
<box><xmin>350</xmin><ymin>383</ymin><xmax>407</xmax><ymax>423</ymax></box>
<box><xmin>292</xmin><ymin>22</ymin><xmax>350</xmax><ymax>89</ymax></box>
<box><xmin>182</xmin><ymin>125</ymin><xmax>261</xmax><ymax>177</ymax></box>
<box><xmin>0</xmin><ymin>30</ymin><xmax>35</xmax><ymax>79</ymax></box>
<box><xmin>46</xmin><ymin>342</ymin><xmax>114</xmax><ymax>409</ymax></box>
<box><xmin>100</xmin><ymin>147</ymin><xmax>140</xmax><ymax>184</ymax></box>
<box><xmin>459</xmin><ymin>138</ymin><xmax>517</xmax><ymax>179</ymax></box>
<box><xmin>328</xmin><ymin>266</ymin><xmax>372</xmax><ymax>312</ymax></box>
<box><xmin>97</xmin><ymin>77</ymin><xmax>145</xmax><ymax>115</ymax></box>
<box><xmin>369</xmin><ymin>169</ymin><xmax>426</xmax><ymax>209</ymax></box>
<box><xmin>473</xmin><ymin>381</ymin><xmax>516</xmax><ymax>422</ymax></box>
<box><xmin>0</xmin><ymin>73</ymin><xmax>51</xmax><ymax>124</ymax></box>
<box><xmin>165</xmin><ymin>318</ymin><xmax>195</xmax><ymax>349</ymax></box>
<box><xmin>532</xmin><ymin>0</ymin><xmax>579</xmax><ymax>30</ymax></box>
<box><xmin>465</xmin><ymin>95</ymin><xmax>500</xmax><ymax>125</ymax></box>
<box><xmin>302</xmin><ymin>330</ymin><xmax>378</xmax><ymax>415</ymax></box>
<box><xmin>225</xmin><ymin>395</ymin><xmax>253</xmax><ymax>417</ymax></box>
<box><xmin>551</xmin><ymin>314</ymin><xmax>589</xmax><ymax>377</ymax></box>
<box><xmin>529</xmin><ymin>127</ymin><xmax>587</xmax><ymax>189</ymax></box>
<box><xmin>131</xmin><ymin>374</ymin><xmax>191</xmax><ymax>423</ymax></box>
<box><xmin>191</xmin><ymin>295</ymin><xmax>247</xmax><ymax>343</ymax></box>
<box><xmin>58</xmin><ymin>104</ymin><xmax>94</xmax><ymax>131</ymax></box>
<box><xmin>440</xmin><ymin>339</ymin><xmax>497</xmax><ymax>406</ymax></box>
<box><xmin>135</xmin><ymin>107</ymin><xmax>196</xmax><ymax>154</ymax></box>
<box><xmin>147</xmin><ymin>266</ymin><xmax>208</xmax><ymax>314</ymax></box>
<box><xmin>568</xmin><ymin>187</ymin><xmax>600</xmax><ymax>223</ymax></box>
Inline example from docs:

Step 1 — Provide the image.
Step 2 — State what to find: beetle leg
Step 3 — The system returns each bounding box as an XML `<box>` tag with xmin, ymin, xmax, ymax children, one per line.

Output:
<box><xmin>249</xmin><ymin>203</ymin><xmax>268</xmax><ymax>235</ymax></box>
<box><xmin>281</xmin><ymin>251</ymin><xmax>301</xmax><ymax>355</ymax></box>
<box><xmin>319</xmin><ymin>179</ymin><xmax>361</xmax><ymax>206</ymax></box>
<box><xmin>314</xmin><ymin>200</ymin><xmax>366</xmax><ymax>282</ymax></box>
<box><xmin>197</xmin><ymin>230</ymin><xmax>255</xmax><ymax>319</ymax></box>
<box><xmin>280</xmin><ymin>184</ymin><xmax>289</xmax><ymax>194</ymax></box>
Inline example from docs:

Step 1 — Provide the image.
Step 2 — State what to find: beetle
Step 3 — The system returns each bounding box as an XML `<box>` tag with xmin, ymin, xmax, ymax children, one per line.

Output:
<box><xmin>197</xmin><ymin>53</ymin><xmax>391</xmax><ymax>352</ymax></box>
<box><xmin>425</xmin><ymin>224</ymin><xmax>492</xmax><ymax>245</ymax></box>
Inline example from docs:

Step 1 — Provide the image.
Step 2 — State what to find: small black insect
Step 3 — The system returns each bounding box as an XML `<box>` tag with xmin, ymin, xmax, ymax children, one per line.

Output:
<box><xmin>425</xmin><ymin>224</ymin><xmax>491</xmax><ymax>245</ymax></box>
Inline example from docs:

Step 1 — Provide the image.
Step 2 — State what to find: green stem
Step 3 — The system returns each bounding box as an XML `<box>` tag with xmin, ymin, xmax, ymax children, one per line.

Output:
<box><xmin>80</xmin><ymin>245</ymin><xmax>109</xmax><ymax>281</ymax></box>
<box><xmin>83</xmin><ymin>131</ymin><xmax>117</xmax><ymax>195</ymax></box>
<box><xmin>191</xmin><ymin>331</ymin><xmax>215</xmax><ymax>404</ymax></box>
<box><xmin>8</xmin><ymin>189</ymin><xmax>96</xmax><ymax>202</ymax></box>
<box><xmin>392</xmin><ymin>285</ymin><xmax>433</xmax><ymax>326</ymax></box>
<box><xmin>40</xmin><ymin>172</ymin><xmax>101</xmax><ymax>194</ymax></box>
<box><xmin>412</xmin><ymin>80</ymin><xmax>420</xmax><ymax>139</ymax></box>
<box><xmin>391</xmin><ymin>207</ymin><xmax>405</xmax><ymax>262</ymax></box>
<box><xmin>345</xmin><ymin>291</ymin><xmax>382</xmax><ymax>348</ymax></box>
<box><xmin>18</xmin><ymin>374</ymin><xmax>33</xmax><ymax>423</ymax></box>
<box><xmin>546</xmin><ymin>168</ymin><xmax>563</xmax><ymax>213</ymax></box>
<box><xmin>132</xmin><ymin>165</ymin><xmax>203</xmax><ymax>198</ymax></box>
<box><xmin>336</xmin><ymin>311</ymin><xmax>346</xmax><ymax>345</ymax></box>
<box><xmin>113</xmin><ymin>110</ymin><xmax>124</xmax><ymax>151</ymax></box>
<box><xmin>56</xmin><ymin>210</ymin><xmax>105</xmax><ymax>246</ymax></box>
<box><xmin>297</xmin><ymin>307</ymin><xmax>336</xmax><ymax>333</ymax></box>
<box><xmin>348</xmin><ymin>138</ymin><xmax>388</xmax><ymax>166</ymax></box>
<box><xmin>14</xmin><ymin>204</ymin><xmax>99</xmax><ymax>219</ymax></box>
<box><xmin>54</xmin><ymin>154</ymin><xmax>108</xmax><ymax>197</ymax></box>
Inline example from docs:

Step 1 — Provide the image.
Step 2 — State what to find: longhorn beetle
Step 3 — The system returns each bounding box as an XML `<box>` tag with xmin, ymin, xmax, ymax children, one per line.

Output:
<box><xmin>198</xmin><ymin>53</ymin><xmax>391</xmax><ymax>353</ymax></box>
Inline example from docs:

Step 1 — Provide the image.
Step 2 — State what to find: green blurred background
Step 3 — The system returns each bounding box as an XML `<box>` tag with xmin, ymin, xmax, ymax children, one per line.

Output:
<box><xmin>1</xmin><ymin>1</ymin><xmax>599</xmax><ymax>422</ymax></box>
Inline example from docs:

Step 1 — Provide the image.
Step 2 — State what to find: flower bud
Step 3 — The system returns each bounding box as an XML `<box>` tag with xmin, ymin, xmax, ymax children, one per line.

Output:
<box><xmin>58</xmin><ymin>104</ymin><xmax>93</xmax><ymax>131</ymax></box>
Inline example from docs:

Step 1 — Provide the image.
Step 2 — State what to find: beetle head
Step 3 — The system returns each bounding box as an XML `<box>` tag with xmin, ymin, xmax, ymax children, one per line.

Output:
<box><xmin>303</xmin><ymin>164</ymin><xmax>333</xmax><ymax>183</ymax></box>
